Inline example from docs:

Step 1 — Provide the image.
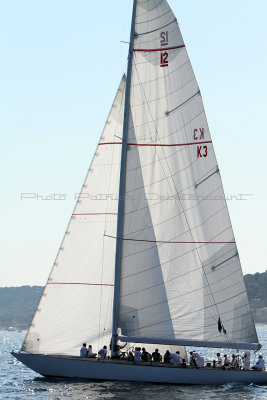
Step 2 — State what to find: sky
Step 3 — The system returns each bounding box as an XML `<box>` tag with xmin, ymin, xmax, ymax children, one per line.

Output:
<box><xmin>1</xmin><ymin>0</ymin><xmax>266</xmax><ymax>286</ymax></box>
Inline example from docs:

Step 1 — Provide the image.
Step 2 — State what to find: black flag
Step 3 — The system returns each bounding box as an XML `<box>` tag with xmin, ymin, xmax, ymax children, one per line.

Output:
<box><xmin>218</xmin><ymin>317</ymin><xmax>222</xmax><ymax>333</ymax></box>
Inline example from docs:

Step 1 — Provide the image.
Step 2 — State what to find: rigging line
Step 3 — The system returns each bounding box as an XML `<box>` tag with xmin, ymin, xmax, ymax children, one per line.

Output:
<box><xmin>99</xmin><ymin>232</ymin><xmax>105</xmax><ymax>349</ymax></box>
<box><xmin>99</xmin><ymin>140</ymin><xmax>212</xmax><ymax>147</ymax></box>
<box><xmin>47</xmin><ymin>282</ymin><xmax>114</xmax><ymax>286</ymax></box>
<box><xmin>131</xmin><ymin>60</ymin><xmax>224</xmax><ymax>329</ymax></box>
<box><xmin>102</xmin><ymin>271</ymin><xmax>115</xmax><ymax>344</ymax></box>
<box><xmin>104</xmin><ymin>234</ymin><xmax>235</xmax><ymax>244</ymax></box>
<box><xmin>129</xmin><ymin>140</ymin><xmax>212</xmax><ymax>147</ymax></box>
<box><xmin>73</xmin><ymin>213</ymin><xmax>118</xmax><ymax>216</ymax></box>
<box><xmin>99</xmin><ymin>80</ymin><xmax>125</xmax><ymax>347</ymax></box>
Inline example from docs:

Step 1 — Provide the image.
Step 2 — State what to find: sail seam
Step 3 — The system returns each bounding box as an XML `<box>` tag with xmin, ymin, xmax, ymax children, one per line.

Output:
<box><xmin>136</xmin><ymin>0</ymin><xmax>165</xmax><ymax>18</ymax></box>
<box><xmin>120</xmin><ymin>266</ymin><xmax>241</xmax><ymax>305</ymax></box>
<box><xmin>135</xmin><ymin>5</ymin><xmax>171</xmax><ymax>24</ymax></box>
<box><xmin>123</xmin><ymin>183</ymin><xmax>222</xmax><ymax>217</ymax></box>
<box><xmin>123</xmin><ymin>204</ymin><xmax>227</xmax><ymax>241</ymax></box>
<box><xmin>132</xmin><ymin>60</ymin><xmax>190</xmax><ymax>88</ymax></box>
<box><xmin>125</xmin><ymin>164</ymin><xmax>218</xmax><ymax>195</ymax></box>
<box><xmin>121</xmin><ymin>240</ymin><xmax>237</xmax><ymax>281</ymax></box>
<box><xmin>134</xmin><ymin>44</ymin><xmax>185</xmax><ymax>52</ymax></box>
<box><xmin>122</xmin><ymin>290</ymin><xmax>247</xmax><ymax>334</ymax></box>
<box><xmin>120</xmin><ymin>257</ymin><xmax>238</xmax><ymax>297</ymax></box>
<box><xmin>134</xmin><ymin>23</ymin><xmax>178</xmax><ymax>48</ymax></box>
<box><xmin>136</xmin><ymin>18</ymin><xmax>177</xmax><ymax>36</ymax></box>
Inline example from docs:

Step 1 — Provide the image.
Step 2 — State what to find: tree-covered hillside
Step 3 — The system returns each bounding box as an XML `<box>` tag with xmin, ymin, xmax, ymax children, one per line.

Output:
<box><xmin>1</xmin><ymin>271</ymin><xmax>267</xmax><ymax>329</ymax></box>
<box><xmin>0</xmin><ymin>286</ymin><xmax>43</xmax><ymax>329</ymax></box>
<box><xmin>244</xmin><ymin>271</ymin><xmax>267</xmax><ymax>308</ymax></box>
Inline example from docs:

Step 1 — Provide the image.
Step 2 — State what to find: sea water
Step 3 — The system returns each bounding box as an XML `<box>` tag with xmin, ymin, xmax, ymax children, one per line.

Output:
<box><xmin>1</xmin><ymin>328</ymin><xmax>267</xmax><ymax>399</ymax></box>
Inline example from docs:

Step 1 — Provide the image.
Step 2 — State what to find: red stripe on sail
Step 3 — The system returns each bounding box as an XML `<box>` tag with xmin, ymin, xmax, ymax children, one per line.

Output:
<box><xmin>99</xmin><ymin>141</ymin><xmax>212</xmax><ymax>147</ymax></box>
<box><xmin>134</xmin><ymin>45</ymin><xmax>185</xmax><ymax>52</ymax></box>
<box><xmin>47</xmin><ymin>282</ymin><xmax>114</xmax><ymax>286</ymax></box>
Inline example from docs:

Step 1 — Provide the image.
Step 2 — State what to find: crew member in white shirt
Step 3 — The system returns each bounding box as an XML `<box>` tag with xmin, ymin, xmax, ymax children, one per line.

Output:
<box><xmin>80</xmin><ymin>343</ymin><xmax>87</xmax><ymax>357</ymax></box>
<box><xmin>242</xmin><ymin>350</ymin><xmax>250</xmax><ymax>370</ymax></box>
<box><xmin>216</xmin><ymin>352</ymin><xmax>223</xmax><ymax>368</ymax></box>
<box><xmin>252</xmin><ymin>354</ymin><xmax>265</xmax><ymax>371</ymax></box>
<box><xmin>170</xmin><ymin>351</ymin><xmax>182</xmax><ymax>366</ymax></box>
<box><xmin>87</xmin><ymin>344</ymin><xmax>97</xmax><ymax>358</ymax></box>
<box><xmin>191</xmin><ymin>351</ymin><xmax>203</xmax><ymax>368</ymax></box>
<box><xmin>98</xmin><ymin>345</ymin><xmax>107</xmax><ymax>359</ymax></box>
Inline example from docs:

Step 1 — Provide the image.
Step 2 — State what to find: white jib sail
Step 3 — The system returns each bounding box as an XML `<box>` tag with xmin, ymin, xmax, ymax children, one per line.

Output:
<box><xmin>117</xmin><ymin>0</ymin><xmax>259</xmax><ymax>349</ymax></box>
<box><xmin>22</xmin><ymin>77</ymin><xmax>126</xmax><ymax>355</ymax></box>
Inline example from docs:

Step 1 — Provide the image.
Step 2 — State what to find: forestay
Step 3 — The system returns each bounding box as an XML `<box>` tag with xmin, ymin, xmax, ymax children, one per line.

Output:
<box><xmin>22</xmin><ymin>77</ymin><xmax>126</xmax><ymax>355</ymax></box>
<box><xmin>117</xmin><ymin>0</ymin><xmax>259</xmax><ymax>350</ymax></box>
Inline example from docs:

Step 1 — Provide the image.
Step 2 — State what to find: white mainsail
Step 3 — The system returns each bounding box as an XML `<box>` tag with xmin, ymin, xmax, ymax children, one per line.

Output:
<box><xmin>117</xmin><ymin>0</ymin><xmax>259</xmax><ymax>349</ymax></box>
<box><xmin>22</xmin><ymin>77</ymin><xmax>126</xmax><ymax>355</ymax></box>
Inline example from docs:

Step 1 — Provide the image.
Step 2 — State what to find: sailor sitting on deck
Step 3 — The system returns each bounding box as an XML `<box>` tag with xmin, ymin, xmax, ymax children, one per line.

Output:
<box><xmin>223</xmin><ymin>354</ymin><xmax>230</xmax><ymax>369</ymax></box>
<box><xmin>252</xmin><ymin>354</ymin><xmax>265</xmax><ymax>371</ymax></box>
<box><xmin>191</xmin><ymin>351</ymin><xmax>204</xmax><ymax>368</ymax></box>
<box><xmin>170</xmin><ymin>351</ymin><xmax>182</xmax><ymax>366</ymax></box>
<box><xmin>189</xmin><ymin>351</ymin><xmax>197</xmax><ymax>367</ymax></box>
<box><xmin>98</xmin><ymin>345</ymin><xmax>107</xmax><ymax>359</ymax></box>
<box><xmin>141</xmin><ymin>347</ymin><xmax>151</xmax><ymax>362</ymax></box>
<box><xmin>230</xmin><ymin>353</ymin><xmax>240</xmax><ymax>369</ymax></box>
<box><xmin>152</xmin><ymin>348</ymin><xmax>162</xmax><ymax>362</ymax></box>
<box><xmin>164</xmin><ymin>350</ymin><xmax>171</xmax><ymax>363</ymax></box>
<box><xmin>216</xmin><ymin>352</ymin><xmax>223</xmax><ymax>368</ymax></box>
<box><xmin>134</xmin><ymin>347</ymin><xmax>141</xmax><ymax>362</ymax></box>
<box><xmin>87</xmin><ymin>345</ymin><xmax>97</xmax><ymax>358</ymax></box>
<box><xmin>80</xmin><ymin>343</ymin><xmax>87</xmax><ymax>357</ymax></box>
<box><xmin>127</xmin><ymin>351</ymin><xmax>134</xmax><ymax>361</ymax></box>
<box><xmin>196</xmin><ymin>353</ymin><xmax>204</xmax><ymax>368</ymax></box>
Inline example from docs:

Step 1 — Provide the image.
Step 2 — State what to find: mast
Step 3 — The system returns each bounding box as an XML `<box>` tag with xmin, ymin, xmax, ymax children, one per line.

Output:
<box><xmin>111</xmin><ymin>0</ymin><xmax>137</xmax><ymax>357</ymax></box>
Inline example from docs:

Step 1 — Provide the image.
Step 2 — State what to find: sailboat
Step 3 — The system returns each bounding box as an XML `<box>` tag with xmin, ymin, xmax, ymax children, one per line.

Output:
<box><xmin>12</xmin><ymin>0</ymin><xmax>267</xmax><ymax>385</ymax></box>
